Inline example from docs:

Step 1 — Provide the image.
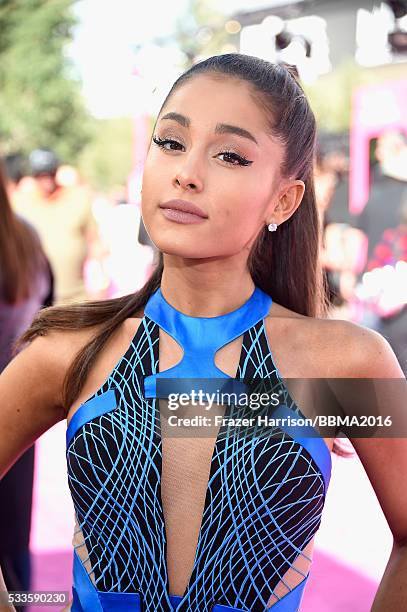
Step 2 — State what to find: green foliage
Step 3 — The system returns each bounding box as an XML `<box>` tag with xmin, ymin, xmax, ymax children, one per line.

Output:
<box><xmin>303</xmin><ymin>58</ymin><xmax>407</xmax><ymax>133</ymax></box>
<box><xmin>0</xmin><ymin>0</ymin><xmax>91</xmax><ymax>162</ymax></box>
<box><xmin>77</xmin><ymin>117</ymin><xmax>133</xmax><ymax>191</ymax></box>
<box><xmin>303</xmin><ymin>60</ymin><xmax>365</xmax><ymax>133</ymax></box>
<box><xmin>174</xmin><ymin>0</ymin><xmax>230</xmax><ymax>68</ymax></box>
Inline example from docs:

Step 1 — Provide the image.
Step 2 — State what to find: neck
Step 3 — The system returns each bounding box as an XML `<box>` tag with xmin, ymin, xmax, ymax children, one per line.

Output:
<box><xmin>160</xmin><ymin>251</ymin><xmax>256</xmax><ymax>317</ymax></box>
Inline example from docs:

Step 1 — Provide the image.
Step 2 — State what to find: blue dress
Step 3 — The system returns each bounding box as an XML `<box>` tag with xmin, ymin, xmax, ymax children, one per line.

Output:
<box><xmin>66</xmin><ymin>286</ymin><xmax>332</xmax><ymax>611</ymax></box>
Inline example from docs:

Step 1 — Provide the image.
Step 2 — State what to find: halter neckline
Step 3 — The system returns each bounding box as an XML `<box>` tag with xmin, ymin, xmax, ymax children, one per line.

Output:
<box><xmin>143</xmin><ymin>285</ymin><xmax>273</xmax><ymax>395</ymax></box>
<box><xmin>153</xmin><ymin>285</ymin><xmax>264</xmax><ymax>321</ymax></box>
<box><xmin>143</xmin><ymin>285</ymin><xmax>273</xmax><ymax>348</ymax></box>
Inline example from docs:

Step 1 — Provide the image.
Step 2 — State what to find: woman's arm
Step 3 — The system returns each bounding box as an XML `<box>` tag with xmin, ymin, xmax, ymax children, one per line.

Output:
<box><xmin>0</xmin><ymin>334</ymin><xmax>66</xmax><ymax>479</ymax></box>
<box><xmin>341</xmin><ymin>326</ymin><xmax>407</xmax><ymax>610</ymax></box>
<box><xmin>0</xmin><ymin>334</ymin><xmax>67</xmax><ymax>611</ymax></box>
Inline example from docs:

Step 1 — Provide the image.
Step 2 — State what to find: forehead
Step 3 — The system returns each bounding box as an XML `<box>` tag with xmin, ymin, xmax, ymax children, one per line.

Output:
<box><xmin>159</xmin><ymin>74</ymin><xmax>270</xmax><ymax>136</ymax></box>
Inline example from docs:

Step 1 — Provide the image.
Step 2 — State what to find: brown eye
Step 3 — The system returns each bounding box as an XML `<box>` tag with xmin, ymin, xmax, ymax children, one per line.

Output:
<box><xmin>152</xmin><ymin>135</ymin><xmax>253</xmax><ymax>167</ymax></box>
<box><xmin>217</xmin><ymin>150</ymin><xmax>253</xmax><ymax>166</ymax></box>
<box><xmin>152</xmin><ymin>136</ymin><xmax>184</xmax><ymax>151</ymax></box>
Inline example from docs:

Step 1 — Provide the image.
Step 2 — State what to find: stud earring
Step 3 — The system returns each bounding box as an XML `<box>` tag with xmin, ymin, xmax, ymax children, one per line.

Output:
<box><xmin>268</xmin><ymin>222</ymin><xmax>278</xmax><ymax>232</ymax></box>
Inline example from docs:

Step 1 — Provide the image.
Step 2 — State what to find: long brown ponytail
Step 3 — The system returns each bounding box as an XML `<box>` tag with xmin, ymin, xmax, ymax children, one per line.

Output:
<box><xmin>249</xmin><ymin>174</ymin><xmax>326</xmax><ymax>318</ymax></box>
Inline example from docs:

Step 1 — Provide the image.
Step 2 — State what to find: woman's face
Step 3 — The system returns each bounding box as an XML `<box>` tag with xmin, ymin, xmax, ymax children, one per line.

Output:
<box><xmin>141</xmin><ymin>74</ymin><xmax>289</xmax><ymax>259</ymax></box>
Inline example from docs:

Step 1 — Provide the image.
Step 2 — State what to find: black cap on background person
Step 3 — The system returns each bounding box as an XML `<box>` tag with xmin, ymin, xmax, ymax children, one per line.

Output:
<box><xmin>29</xmin><ymin>148</ymin><xmax>60</xmax><ymax>197</ymax></box>
<box><xmin>29</xmin><ymin>148</ymin><xmax>59</xmax><ymax>177</ymax></box>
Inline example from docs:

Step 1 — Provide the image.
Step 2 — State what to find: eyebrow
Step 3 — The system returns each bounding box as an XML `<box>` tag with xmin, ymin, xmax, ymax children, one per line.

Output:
<box><xmin>160</xmin><ymin>112</ymin><xmax>258</xmax><ymax>145</ymax></box>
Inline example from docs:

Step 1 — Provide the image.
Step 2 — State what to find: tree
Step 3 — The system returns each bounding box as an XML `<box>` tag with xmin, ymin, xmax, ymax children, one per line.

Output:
<box><xmin>303</xmin><ymin>58</ymin><xmax>407</xmax><ymax>134</ymax></box>
<box><xmin>0</xmin><ymin>0</ymin><xmax>91</xmax><ymax>162</ymax></box>
<box><xmin>173</xmin><ymin>0</ymin><xmax>230</xmax><ymax>68</ymax></box>
<box><xmin>77</xmin><ymin>117</ymin><xmax>133</xmax><ymax>191</ymax></box>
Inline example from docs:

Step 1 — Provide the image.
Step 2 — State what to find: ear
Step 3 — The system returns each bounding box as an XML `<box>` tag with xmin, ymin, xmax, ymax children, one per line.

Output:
<box><xmin>266</xmin><ymin>180</ymin><xmax>305</xmax><ymax>226</ymax></box>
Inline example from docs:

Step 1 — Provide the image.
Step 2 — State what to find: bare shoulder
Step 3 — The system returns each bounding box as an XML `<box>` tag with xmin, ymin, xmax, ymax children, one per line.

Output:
<box><xmin>33</xmin><ymin>325</ymin><xmax>102</xmax><ymax>378</ymax></box>
<box><xmin>0</xmin><ymin>317</ymin><xmax>145</xmax><ymax>479</ymax></box>
<box><xmin>265</xmin><ymin>301</ymin><xmax>403</xmax><ymax>378</ymax></box>
<box><xmin>0</xmin><ymin>327</ymin><xmax>100</xmax><ymax>480</ymax></box>
<box><xmin>23</xmin><ymin>316</ymin><xmax>143</xmax><ymax>388</ymax></box>
<box><xmin>310</xmin><ymin>316</ymin><xmax>403</xmax><ymax>378</ymax></box>
<box><xmin>48</xmin><ymin>316</ymin><xmax>144</xmax><ymax>402</ymax></box>
<box><xmin>64</xmin><ymin>316</ymin><xmax>145</xmax><ymax>416</ymax></box>
<box><xmin>1</xmin><ymin>325</ymin><xmax>103</xmax><ymax>413</ymax></box>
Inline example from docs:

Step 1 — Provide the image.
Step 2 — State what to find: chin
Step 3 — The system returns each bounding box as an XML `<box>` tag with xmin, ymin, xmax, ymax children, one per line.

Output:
<box><xmin>151</xmin><ymin>237</ymin><xmax>216</xmax><ymax>260</ymax></box>
<box><xmin>159</xmin><ymin>242</ymin><xmax>211</xmax><ymax>259</ymax></box>
<box><xmin>147</xmin><ymin>222</ymin><xmax>235</xmax><ymax>259</ymax></box>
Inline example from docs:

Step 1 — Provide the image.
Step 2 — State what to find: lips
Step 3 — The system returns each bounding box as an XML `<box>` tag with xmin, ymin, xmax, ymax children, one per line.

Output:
<box><xmin>159</xmin><ymin>199</ymin><xmax>208</xmax><ymax>218</ymax></box>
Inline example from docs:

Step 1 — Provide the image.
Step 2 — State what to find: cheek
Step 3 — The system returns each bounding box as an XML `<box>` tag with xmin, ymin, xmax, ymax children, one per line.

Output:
<box><xmin>140</xmin><ymin>154</ymin><xmax>271</xmax><ymax>254</ymax></box>
<box><xmin>215</xmin><ymin>179</ymin><xmax>267</xmax><ymax>230</ymax></box>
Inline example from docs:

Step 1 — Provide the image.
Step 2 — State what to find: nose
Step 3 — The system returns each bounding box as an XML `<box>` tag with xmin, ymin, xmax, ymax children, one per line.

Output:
<box><xmin>173</xmin><ymin>156</ymin><xmax>204</xmax><ymax>192</ymax></box>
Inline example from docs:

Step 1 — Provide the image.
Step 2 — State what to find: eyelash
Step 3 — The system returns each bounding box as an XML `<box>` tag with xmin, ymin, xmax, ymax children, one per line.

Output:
<box><xmin>152</xmin><ymin>135</ymin><xmax>253</xmax><ymax>167</ymax></box>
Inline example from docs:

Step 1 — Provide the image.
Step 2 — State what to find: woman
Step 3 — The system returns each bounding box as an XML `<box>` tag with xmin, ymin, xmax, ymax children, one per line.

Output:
<box><xmin>0</xmin><ymin>159</ymin><xmax>53</xmax><ymax>609</ymax></box>
<box><xmin>0</xmin><ymin>55</ymin><xmax>406</xmax><ymax>612</ymax></box>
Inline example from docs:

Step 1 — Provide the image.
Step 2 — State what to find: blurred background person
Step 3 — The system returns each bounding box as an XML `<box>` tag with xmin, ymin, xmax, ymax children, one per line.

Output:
<box><xmin>3</xmin><ymin>153</ymin><xmax>26</xmax><ymax>205</ymax></box>
<box><xmin>355</xmin><ymin>130</ymin><xmax>407</xmax><ymax>265</ymax></box>
<box><xmin>314</xmin><ymin>144</ymin><xmax>338</xmax><ymax>226</ymax></box>
<box><xmin>4</xmin><ymin>153</ymin><xmax>38</xmax><ymax>212</ymax></box>
<box><xmin>352</xmin><ymin>130</ymin><xmax>407</xmax><ymax>367</ymax></box>
<box><xmin>0</xmin><ymin>159</ymin><xmax>54</xmax><ymax>610</ymax></box>
<box><xmin>91</xmin><ymin>185</ymin><xmax>155</xmax><ymax>298</ymax></box>
<box><xmin>13</xmin><ymin>148</ymin><xmax>105</xmax><ymax>305</ymax></box>
<box><xmin>367</xmin><ymin>196</ymin><xmax>407</xmax><ymax>274</ymax></box>
<box><xmin>314</xmin><ymin>143</ymin><xmax>367</xmax><ymax>319</ymax></box>
<box><xmin>361</xmin><ymin>197</ymin><xmax>407</xmax><ymax>374</ymax></box>
<box><xmin>324</xmin><ymin>146</ymin><xmax>352</xmax><ymax>225</ymax></box>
